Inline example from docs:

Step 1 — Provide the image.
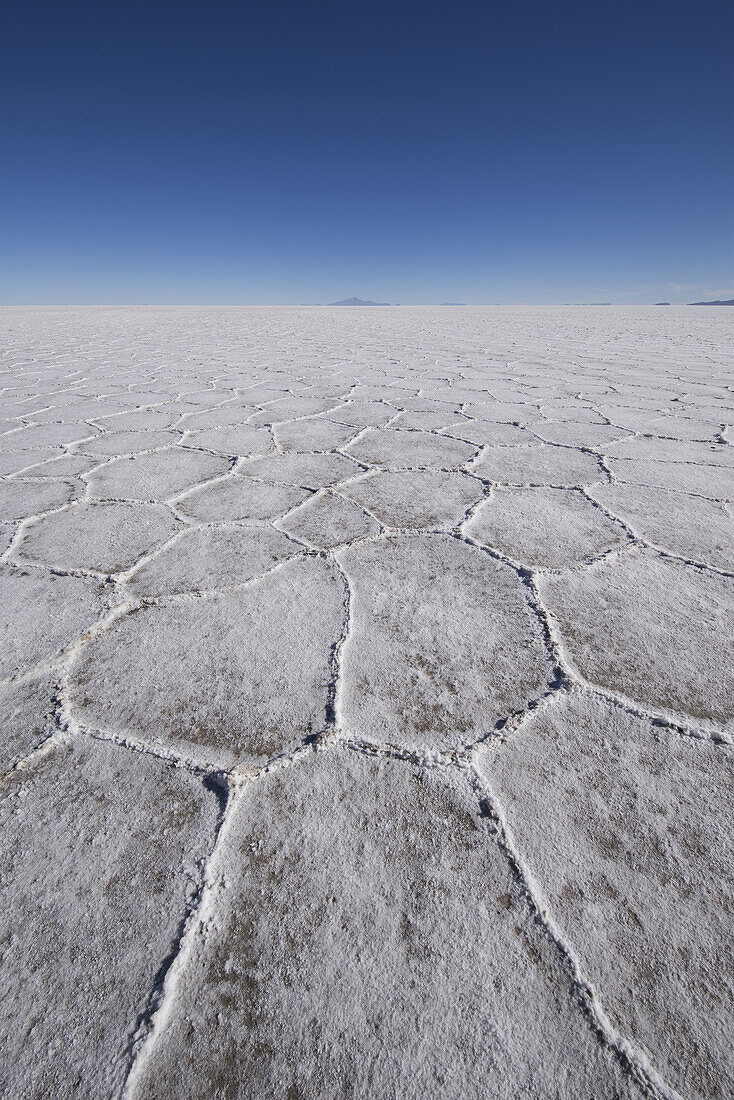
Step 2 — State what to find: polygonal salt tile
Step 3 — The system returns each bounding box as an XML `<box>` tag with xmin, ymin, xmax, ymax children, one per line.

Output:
<box><xmin>0</xmin><ymin>569</ymin><xmax>104</xmax><ymax>679</ymax></box>
<box><xmin>68</xmin><ymin>556</ymin><xmax>345</xmax><ymax>768</ymax></box>
<box><xmin>472</xmin><ymin>444</ymin><xmax>605</xmax><ymax>487</ymax></box>
<box><xmin>466</xmin><ymin>487</ymin><xmax>629</xmax><ymax>569</ymax></box>
<box><xmin>237</xmin><ymin>385</ymin><xmax>290</xmax><ymax>404</ymax></box>
<box><xmin>0</xmin><ymin>737</ymin><xmax>219</xmax><ymax>1099</ymax></box>
<box><xmin>341</xmin><ymin>469</ymin><xmax>484</xmax><ymax>528</ymax></box>
<box><xmin>538</xmin><ymin>404</ymin><xmax>607</xmax><ymax>425</ymax></box>
<box><xmin>645</xmin><ymin>415</ymin><xmax>724</xmax><ymax>442</ymax></box>
<box><xmin>0</xmin><ymin>448</ymin><xmax>62</xmax><ymax>477</ymax></box>
<box><xmin>608</xmin><ymin>456</ymin><xmax>732</xmax><ymax>500</ymax></box>
<box><xmin>127</xmin><ymin>746</ymin><xmax>642</xmax><ymax>1100</ymax></box>
<box><xmin>75</xmin><ymin>428</ymin><xmax>182</xmax><ymax>456</ymax></box>
<box><xmin>126</xmin><ymin>525</ymin><xmax>299</xmax><ymax>598</ymax></box>
<box><xmin>531</xmin><ymin>422</ymin><xmax>632</xmax><ymax>448</ymax></box>
<box><xmin>0</xmin><ymin>422</ymin><xmax>100</xmax><ymax>450</ymax></box>
<box><xmin>589</xmin><ymin>483</ymin><xmax>734</xmax><ymax>571</ymax></box>
<box><xmin>175</xmin><ymin>405</ymin><xmax>256</xmax><ymax>429</ymax></box>
<box><xmin>272</xmin><ymin>417</ymin><xmax>358</xmax><ymax>453</ymax></box>
<box><xmin>93</xmin><ymin>408</ymin><xmax>181</xmax><ymax>430</ymax></box>
<box><xmin>0</xmin><ymin>672</ymin><xmax>57</xmax><ymax>773</ymax></box>
<box><xmin>344</xmin><ymin>428</ymin><xmax>477</xmax><ymax>469</ymax></box>
<box><xmin>390</xmin><ymin>396</ymin><xmax>451</xmax><ymax>412</ymax></box>
<box><xmin>235</xmin><ymin>388</ymin><xmax>292</xmax><ymax>408</ymax></box>
<box><xmin>276</xmin><ymin>490</ymin><xmax>379</xmax><ymax>549</ymax></box>
<box><xmin>298</xmin><ymin>383</ymin><xmax>349</xmax><ymax>400</ymax></box>
<box><xmin>184</xmin><ymin>424</ymin><xmax>273</xmax><ymax>456</ymax></box>
<box><xmin>13</xmin><ymin>453</ymin><xmax>100</xmax><ymax>478</ymax></box>
<box><xmin>22</xmin><ymin>401</ymin><xmax>113</xmax><ymax>424</ymax></box>
<box><xmin>175</xmin><ymin>475</ymin><xmax>310</xmax><ymax>523</ymax></box>
<box><xmin>12</xmin><ymin>502</ymin><xmax>180</xmax><ymax>574</ymax></box>
<box><xmin>386</xmin><ymin>379</ymin><xmax>419</xmax><ymax>394</ymax></box>
<box><xmin>327</xmin><ymin>401</ymin><xmax>396</xmax><ymax>428</ymax></box>
<box><xmin>178</xmin><ymin>390</ymin><xmax>237</xmax><ymax>408</ymax></box>
<box><xmin>389</xmin><ymin>409</ymin><xmax>472</xmax><ymax>432</ymax></box>
<box><xmin>238</xmin><ymin>452</ymin><xmax>362</xmax><ymax>489</ymax></box>
<box><xmin>538</xmin><ymin>548</ymin><xmax>733</xmax><ymax>734</ymax></box>
<box><xmin>347</xmin><ymin>384</ymin><xmax>397</xmax><ymax>402</ymax></box>
<box><xmin>248</xmin><ymin>396</ymin><xmax>342</xmax><ymax>425</ymax></box>
<box><xmin>443</xmin><ymin>420</ymin><xmax>535</xmax><ymax>446</ymax></box>
<box><xmin>596</xmin><ymin>405</ymin><xmax>676</xmax><ymax>431</ymax></box>
<box><xmin>463</xmin><ymin>400</ymin><xmax>537</xmax><ymax>422</ymax></box>
<box><xmin>605</xmin><ymin>437</ymin><xmax>734</xmax><ymax>466</ymax></box>
<box><xmin>86</xmin><ymin>448</ymin><xmax>230</xmax><ymax>501</ymax></box>
<box><xmin>477</xmin><ymin>692</ymin><xmax>734</xmax><ymax>1100</ymax></box>
<box><xmin>0</xmin><ymin>478</ymin><xmax>80</xmax><ymax>523</ymax></box>
<box><xmin>337</xmin><ymin>535</ymin><xmax>552</xmax><ymax>751</ymax></box>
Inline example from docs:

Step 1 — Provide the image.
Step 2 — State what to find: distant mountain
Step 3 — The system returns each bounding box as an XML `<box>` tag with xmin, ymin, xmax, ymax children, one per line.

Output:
<box><xmin>330</xmin><ymin>297</ymin><xmax>389</xmax><ymax>306</ymax></box>
<box><xmin>689</xmin><ymin>298</ymin><xmax>734</xmax><ymax>305</ymax></box>
<box><xmin>655</xmin><ymin>302</ymin><xmax>671</xmax><ymax>305</ymax></box>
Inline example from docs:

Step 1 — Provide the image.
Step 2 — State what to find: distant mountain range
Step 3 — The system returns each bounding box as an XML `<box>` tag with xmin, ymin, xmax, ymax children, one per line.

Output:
<box><xmin>689</xmin><ymin>299</ymin><xmax>734</xmax><ymax>305</ymax></box>
<box><xmin>330</xmin><ymin>297</ymin><xmax>390</xmax><ymax>306</ymax></box>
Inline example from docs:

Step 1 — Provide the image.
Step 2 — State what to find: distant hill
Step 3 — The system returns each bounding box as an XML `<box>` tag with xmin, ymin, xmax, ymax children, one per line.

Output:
<box><xmin>689</xmin><ymin>299</ymin><xmax>734</xmax><ymax>305</ymax></box>
<box><xmin>330</xmin><ymin>297</ymin><xmax>390</xmax><ymax>306</ymax></box>
<box><xmin>655</xmin><ymin>302</ymin><xmax>671</xmax><ymax>305</ymax></box>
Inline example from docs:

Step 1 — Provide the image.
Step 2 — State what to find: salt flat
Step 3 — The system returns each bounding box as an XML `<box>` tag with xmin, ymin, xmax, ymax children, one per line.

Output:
<box><xmin>0</xmin><ymin>305</ymin><xmax>732</xmax><ymax>1099</ymax></box>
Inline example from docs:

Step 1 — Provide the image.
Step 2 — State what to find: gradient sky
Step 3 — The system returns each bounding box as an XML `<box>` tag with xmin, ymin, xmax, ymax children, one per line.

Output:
<box><xmin>2</xmin><ymin>0</ymin><xmax>733</xmax><ymax>304</ymax></box>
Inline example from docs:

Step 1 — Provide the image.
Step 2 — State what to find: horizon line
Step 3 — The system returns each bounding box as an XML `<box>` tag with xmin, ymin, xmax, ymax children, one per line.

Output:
<box><xmin>2</xmin><ymin>301</ymin><xmax>727</xmax><ymax>310</ymax></box>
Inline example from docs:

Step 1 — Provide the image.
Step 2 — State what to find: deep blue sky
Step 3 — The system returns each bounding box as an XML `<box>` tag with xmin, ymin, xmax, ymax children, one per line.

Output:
<box><xmin>2</xmin><ymin>1</ymin><xmax>733</xmax><ymax>304</ymax></box>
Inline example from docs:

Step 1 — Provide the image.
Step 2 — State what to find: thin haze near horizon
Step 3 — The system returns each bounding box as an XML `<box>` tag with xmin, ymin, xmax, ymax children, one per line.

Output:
<box><xmin>2</xmin><ymin>0</ymin><xmax>733</xmax><ymax>306</ymax></box>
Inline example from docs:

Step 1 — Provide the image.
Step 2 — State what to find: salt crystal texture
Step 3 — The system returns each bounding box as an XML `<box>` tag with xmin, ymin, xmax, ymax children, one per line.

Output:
<box><xmin>0</xmin><ymin>305</ymin><xmax>731</xmax><ymax>1098</ymax></box>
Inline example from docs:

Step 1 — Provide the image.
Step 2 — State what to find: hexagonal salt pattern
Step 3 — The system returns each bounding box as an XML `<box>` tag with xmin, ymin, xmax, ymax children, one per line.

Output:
<box><xmin>341</xmin><ymin>468</ymin><xmax>484</xmax><ymax>528</ymax></box>
<box><xmin>0</xmin><ymin>737</ymin><xmax>220</xmax><ymax>1099</ymax></box>
<box><xmin>11</xmin><ymin>501</ymin><xmax>181</xmax><ymax>574</ymax></box>
<box><xmin>0</xmin><ymin>672</ymin><xmax>58</xmax><ymax>773</ymax></box>
<box><xmin>272</xmin><ymin>415</ymin><xmax>359</xmax><ymax>452</ymax></box>
<box><xmin>276</xmin><ymin>489</ymin><xmax>380</xmax><ymax>549</ymax></box>
<box><xmin>0</xmin><ymin>305</ymin><xmax>731</xmax><ymax>1099</ymax></box>
<box><xmin>589</xmin><ymin>481</ymin><xmax>734</xmax><ymax>570</ymax></box>
<box><xmin>337</xmin><ymin>535</ymin><xmax>553</xmax><ymax>751</ymax></box>
<box><xmin>538</xmin><ymin>547</ymin><xmax>733</xmax><ymax>735</ymax></box>
<box><xmin>0</xmin><ymin>476</ymin><xmax>80</xmax><ymax>521</ymax></box>
<box><xmin>127</xmin><ymin>746</ymin><xmax>644</xmax><ymax>1100</ymax></box>
<box><xmin>237</xmin><ymin>450</ymin><xmax>362</xmax><ymax>488</ymax></box>
<box><xmin>606</xmin><ymin>454</ymin><xmax>732</xmax><ymax>500</ymax></box>
<box><xmin>181</xmin><ymin>424</ymin><xmax>273</xmax><ymax>457</ymax></box>
<box><xmin>174</xmin><ymin>473</ymin><xmax>311</xmax><ymax>522</ymax></box>
<box><xmin>87</xmin><ymin>447</ymin><xmax>230</xmax><ymax>501</ymax></box>
<box><xmin>472</xmin><ymin>442</ymin><xmax>606</xmax><ymax>486</ymax></box>
<box><xmin>466</xmin><ymin>486</ymin><xmax>629</xmax><ymax>568</ymax></box>
<box><xmin>477</xmin><ymin>692</ymin><xmax>734</xmax><ymax>1099</ymax></box>
<box><xmin>0</xmin><ymin>569</ymin><xmax>105</xmax><ymax>679</ymax></box>
<box><xmin>125</xmin><ymin>524</ymin><xmax>299</xmax><ymax>598</ymax></box>
<box><xmin>67</xmin><ymin>556</ymin><xmax>346</xmax><ymax>769</ymax></box>
<box><xmin>345</xmin><ymin>426</ymin><xmax>478</xmax><ymax>469</ymax></box>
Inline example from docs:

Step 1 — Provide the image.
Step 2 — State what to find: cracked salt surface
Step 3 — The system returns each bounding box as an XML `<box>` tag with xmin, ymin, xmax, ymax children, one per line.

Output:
<box><xmin>0</xmin><ymin>305</ymin><xmax>732</xmax><ymax>1098</ymax></box>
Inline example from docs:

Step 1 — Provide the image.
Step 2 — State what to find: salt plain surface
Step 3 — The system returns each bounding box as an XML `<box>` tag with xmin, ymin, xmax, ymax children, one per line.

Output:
<box><xmin>0</xmin><ymin>305</ymin><xmax>731</xmax><ymax>1099</ymax></box>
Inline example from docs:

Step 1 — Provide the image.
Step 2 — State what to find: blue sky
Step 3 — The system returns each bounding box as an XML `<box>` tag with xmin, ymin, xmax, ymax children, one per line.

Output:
<box><xmin>2</xmin><ymin>1</ymin><xmax>733</xmax><ymax>304</ymax></box>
